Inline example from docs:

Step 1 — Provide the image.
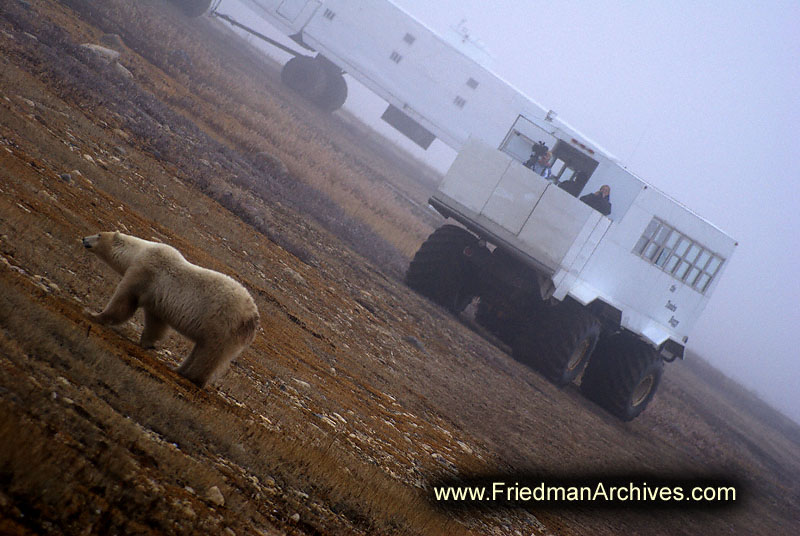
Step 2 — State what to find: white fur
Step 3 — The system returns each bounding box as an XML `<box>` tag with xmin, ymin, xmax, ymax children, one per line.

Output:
<box><xmin>83</xmin><ymin>232</ymin><xmax>259</xmax><ymax>387</ymax></box>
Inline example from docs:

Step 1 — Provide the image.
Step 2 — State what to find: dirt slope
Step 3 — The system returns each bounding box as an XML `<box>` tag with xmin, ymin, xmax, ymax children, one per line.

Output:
<box><xmin>1</xmin><ymin>1</ymin><xmax>798</xmax><ymax>535</ymax></box>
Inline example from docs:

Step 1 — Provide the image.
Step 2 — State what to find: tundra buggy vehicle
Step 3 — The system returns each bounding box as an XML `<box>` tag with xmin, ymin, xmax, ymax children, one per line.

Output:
<box><xmin>173</xmin><ymin>0</ymin><xmax>737</xmax><ymax>420</ymax></box>
<box><xmin>409</xmin><ymin>130</ymin><xmax>736</xmax><ymax>421</ymax></box>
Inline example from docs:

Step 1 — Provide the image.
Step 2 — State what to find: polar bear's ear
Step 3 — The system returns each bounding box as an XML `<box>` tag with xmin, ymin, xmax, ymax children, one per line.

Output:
<box><xmin>112</xmin><ymin>231</ymin><xmax>123</xmax><ymax>245</ymax></box>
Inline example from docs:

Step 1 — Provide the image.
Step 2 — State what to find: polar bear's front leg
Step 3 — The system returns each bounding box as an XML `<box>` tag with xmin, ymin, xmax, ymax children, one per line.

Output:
<box><xmin>140</xmin><ymin>309</ymin><xmax>169</xmax><ymax>349</ymax></box>
<box><xmin>88</xmin><ymin>271</ymin><xmax>140</xmax><ymax>325</ymax></box>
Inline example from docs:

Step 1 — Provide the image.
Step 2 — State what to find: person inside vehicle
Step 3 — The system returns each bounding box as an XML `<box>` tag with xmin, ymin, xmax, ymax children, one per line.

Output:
<box><xmin>524</xmin><ymin>141</ymin><xmax>548</xmax><ymax>170</ymax></box>
<box><xmin>580</xmin><ymin>184</ymin><xmax>612</xmax><ymax>216</ymax></box>
<box><xmin>558</xmin><ymin>171</ymin><xmax>586</xmax><ymax>197</ymax></box>
<box><xmin>533</xmin><ymin>151</ymin><xmax>553</xmax><ymax>179</ymax></box>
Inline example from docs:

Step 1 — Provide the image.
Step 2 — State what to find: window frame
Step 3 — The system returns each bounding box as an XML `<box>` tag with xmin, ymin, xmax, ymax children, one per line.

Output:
<box><xmin>634</xmin><ymin>218</ymin><xmax>724</xmax><ymax>294</ymax></box>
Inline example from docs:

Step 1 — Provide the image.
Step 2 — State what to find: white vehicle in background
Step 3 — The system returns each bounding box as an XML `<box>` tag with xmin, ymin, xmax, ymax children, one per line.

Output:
<box><xmin>172</xmin><ymin>0</ymin><xmax>736</xmax><ymax>420</ymax></box>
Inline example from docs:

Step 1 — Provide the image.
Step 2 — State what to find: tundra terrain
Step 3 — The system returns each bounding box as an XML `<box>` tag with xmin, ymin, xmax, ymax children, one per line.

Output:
<box><xmin>1</xmin><ymin>1</ymin><xmax>798</xmax><ymax>534</ymax></box>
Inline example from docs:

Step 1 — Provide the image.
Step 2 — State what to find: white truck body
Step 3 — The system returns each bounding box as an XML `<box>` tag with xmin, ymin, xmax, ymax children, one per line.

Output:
<box><xmin>435</xmin><ymin>137</ymin><xmax>736</xmax><ymax>349</ymax></box>
<box><xmin>228</xmin><ymin>0</ymin><xmax>736</xmax><ymax>351</ymax></box>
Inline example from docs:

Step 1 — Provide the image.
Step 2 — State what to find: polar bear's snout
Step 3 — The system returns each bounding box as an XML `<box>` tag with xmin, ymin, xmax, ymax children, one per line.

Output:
<box><xmin>82</xmin><ymin>234</ymin><xmax>99</xmax><ymax>249</ymax></box>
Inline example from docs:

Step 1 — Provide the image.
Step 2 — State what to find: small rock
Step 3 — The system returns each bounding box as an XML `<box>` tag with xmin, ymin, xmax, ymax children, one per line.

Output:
<box><xmin>83</xmin><ymin>154</ymin><xmax>95</xmax><ymax>164</ymax></box>
<box><xmin>80</xmin><ymin>43</ymin><xmax>121</xmax><ymax>63</ymax></box>
<box><xmin>113</xmin><ymin>146</ymin><xmax>127</xmax><ymax>156</ymax></box>
<box><xmin>179</xmin><ymin>502</ymin><xmax>196</xmax><ymax>518</ymax></box>
<box><xmin>33</xmin><ymin>275</ymin><xmax>60</xmax><ymax>293</ymax></box>
<box><xmin>114</xmin><ymin>62</ymin><xmax>133</xmax><ymax>79</ymax></box>
<box><xmin>289</xmin><ymin>513</ymin><xmax>300</xmax><ymax>523</ymax></box>
<box><xmin>292</xmin><ymin>378</ymin><xmax>310</xmax><ymax>389</ymax></box>
<box><xmin>283</xmin><ymin>267</ymin><xmax>306</xmax><ymax>286</ymax></box>
<box><xmin>205</xmin><ymin>485</ymin><xmax>225</xmax><ymax>506</ymax></box>
<box><xmin>404</xmin><ymin>336</ymin><xmax>426</xmax><ymax>352</ymax></box>
<box><xmin>100</xmin><ymin>33</ymin><xmax>124</xmax><ymax>49</ymax></box>
<box><xmin>59</xmin><ymin>172</ymin><xmax>72</xmax><ymax>183</ymax></box>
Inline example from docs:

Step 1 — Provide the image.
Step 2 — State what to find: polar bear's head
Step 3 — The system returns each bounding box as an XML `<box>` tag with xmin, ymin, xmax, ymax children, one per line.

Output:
<box><xmin>83</xmin><ymin>231</ymin><xmax>140</xmax><ymax>275</ymax></box>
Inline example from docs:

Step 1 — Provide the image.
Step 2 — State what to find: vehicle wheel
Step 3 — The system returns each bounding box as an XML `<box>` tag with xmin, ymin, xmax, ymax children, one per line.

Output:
<box><xmin>512</xmin><ymin>300</ymin><xmax>599</xmax><ymax>387</ymax></box>
<box><xmin>580</xmin><ymin>333</ymin><xmax>664</xmax><ymax>421</ymax></box>
<box><xmin>475</xmin><ymin>298</ymin><xmax>506</xmax><ymax>338</ymax></box>
<box><xmin>316</xmin><ymin>70</ymin><xmax>348</xmax><ymax>112</ymax></box>
<box><xmin>281</xmin><ymin>56</ymin><xmax>347</xmax><ymax>111</ymax></box>
<box><xmin>475</xmin><ymin>297</ymin><xmax>532</xmax><ymax>346</ymax></box>
<box><xmin>406</xmin><ymin>225</ymin><xmax>479</xmax><ymax>314</ymax></box>
<box><xmin>281</xmin><ymin>56</ymin><xmax>327</xmax><ymax>99</ymax></box>
<box><xmin>170</xmin><ymin>0</ymin><xmax>212</xmax><ymax>17</ymax></box>
<box><xmin>474</xmin><ymin>248</ymin><xmax>539</xmax><ymax>345</ymax></box>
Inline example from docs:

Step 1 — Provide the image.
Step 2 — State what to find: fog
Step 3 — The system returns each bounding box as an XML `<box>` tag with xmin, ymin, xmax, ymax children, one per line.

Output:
<box><xmin>221</xmin><ymin>1</ymin><xmax>800</xmax><ymax>423</ymax></box>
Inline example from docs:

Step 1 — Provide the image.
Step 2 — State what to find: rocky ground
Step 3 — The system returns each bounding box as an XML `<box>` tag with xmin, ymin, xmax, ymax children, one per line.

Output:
<box><xmin>1</xmin><ymin>1</ymin><xmax>799</xmax><ymax>535</ymax></box>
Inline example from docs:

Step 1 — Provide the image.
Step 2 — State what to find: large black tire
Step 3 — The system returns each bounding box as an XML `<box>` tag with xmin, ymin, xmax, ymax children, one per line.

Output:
<box><xmin>475</xmin><ymin>299</ymin><xmax>516</xmax><ymax>344</ymax></box>
<box><xmin>316</xmin><ymin>70</ymin><xmax>348</xmax><ymax>112</ymax></box>
<box><xmin>170</xmin><ymin>0</ymin><xmax>212</xmax><ymax>17</ymax></box>
<box><xmin>475</xmin><ymin>295</ymin><xmax>538</xmax><ymax>346</ymax></box>
<box><xmin>512</xmin><ymin>300</ymin><xmax>600</xmax><ymax>387</ymax></box>
<box><xmin>474</xmin><ymin>248</ymin><xmax>541</xmax><ymax>345</ymax></box>
<box><xmin>281</xmin><ymin>56</ymin><xmax>347</xmax><ymax>111</ymax></box>
<box><xmin>281</xmin><ymin>56</ymin><xmax>327</xmax><ymax>100</ymax></box>
<box><xmin>406</xmin><ymin>225</ymin><xmax>479</xmax><ymax>314</ymax></box>
<box><xmin>580</xmin><ymin>333</ymin><xmax>664</xmax><ymax>421</ymax></box>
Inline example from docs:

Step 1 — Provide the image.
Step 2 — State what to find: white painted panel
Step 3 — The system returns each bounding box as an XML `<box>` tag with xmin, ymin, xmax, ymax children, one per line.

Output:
<box><xmin>277</xmin><ymin>0</ymin><xmax>312</xmax><ymax>21</ymax></box>
<box><xmin>439</xmin><ymin>138</ymin><xmax>510</xmax><ymax>213</ymax></box>
<box><xmin>481</xmin><ymin>161</ymin><xmax>548</xmax><ymax>234</ymax></box>
<box><xmin>518</xmin><ymin>185</ymin><xmax>594</xmax><ymax>268</ymax></box>
<box><xmin>561</xmin><ymin>211</ymin><xmax>603</xmax><ymax>270</ymax></box>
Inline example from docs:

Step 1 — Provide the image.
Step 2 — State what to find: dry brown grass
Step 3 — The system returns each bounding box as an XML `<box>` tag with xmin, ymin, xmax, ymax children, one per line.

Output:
<box><xmin>103</xmin><ymin>0</ymin><xmax>437</xmax><ymax>259</ymax></box>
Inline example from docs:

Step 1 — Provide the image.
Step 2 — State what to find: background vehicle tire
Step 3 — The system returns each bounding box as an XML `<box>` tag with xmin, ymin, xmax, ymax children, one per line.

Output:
<box><xmin>281</xmin><ymin>56</ymin><xmax>348</xmax><ymax>111</ymax></box>
<box><xmin>406</xmin><ymin>225</ymin><xmax>479</xmax><ymax>314</ymax></box>
<box><xmin>474</xmin><ymin>248</ymin><xmax>533</xmax><ymax>345</ymax></box>
<box><xmin>316</xmin><ymin>70</ymin><xmax>348</xmax><ymax>112</ymax></box>
<box><xmin>512</xmin><ymin>300</ymin><xmax>600</xmax><ymax>387</ymax></box>
<box><xmin>475</xmin><ymin>298</ymin><xmax>511</xmax><ymax>342</ymax></box>
<box><xmin>170</xmin><ymin>0</ymin><xmax>213</xmax><ymax>17</ymax></box>
<box><xmin>281</xmin><ymin>56</ymin><xmax>327</xmax><ymax>99</ymax></box>
<box><xmin>580</xmin><ymin>333</ymin><xmax>664</xmax><ymax>421</ymax></box>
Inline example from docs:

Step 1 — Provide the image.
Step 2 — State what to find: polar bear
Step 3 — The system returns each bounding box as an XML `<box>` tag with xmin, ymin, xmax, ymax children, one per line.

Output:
<box><xmin>82</xmin><ymin>231</ymin><xmax>259</xmax><ymax>387</ymax></box>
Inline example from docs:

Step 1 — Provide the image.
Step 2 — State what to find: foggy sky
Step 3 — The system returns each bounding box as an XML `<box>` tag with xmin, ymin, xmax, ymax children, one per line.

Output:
<box><xmin>222</xmin><ymin>1</ymin><xmax>800</xmax><ymax>423</ymax></box>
